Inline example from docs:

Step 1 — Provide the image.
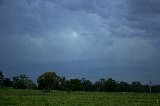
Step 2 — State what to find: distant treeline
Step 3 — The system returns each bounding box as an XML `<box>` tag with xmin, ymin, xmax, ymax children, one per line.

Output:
<box><xmin>0</xmin><ymin>71</ymin><xmax>160</xmax><ymax>93</ymax></box>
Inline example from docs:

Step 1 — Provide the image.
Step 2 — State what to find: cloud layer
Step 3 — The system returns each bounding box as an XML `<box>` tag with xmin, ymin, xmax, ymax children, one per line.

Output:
<box><xmin>0</xmin><ymin>0</ymin><xmax>160</xmax><ymax>83</ymax></box>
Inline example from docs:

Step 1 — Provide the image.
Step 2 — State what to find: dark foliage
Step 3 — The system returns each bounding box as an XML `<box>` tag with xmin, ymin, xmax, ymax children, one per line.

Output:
<box><xmin>0</xmin><ymin>71</ymin><xmax>4</xmax><ymax>88</ymax></box>
<box><xmin>36</xmin><ymin>71</ymin><xmax>160</xmax><ymax>93</ymax></box>
<box><xmin>37</xmin><ymin>72</ymin><xmax>60</xmax><ymax>92</ymax></box>
<box><xmin>13</xmin><ymin>75</ymin><xmax>36</xmax><ymax>89</ymax></box>
<box><xmin>1</xmin><ymin>70</ymin><xmax>160</xmax><ymax>93</ymax></box>
<box><xmin>3</xmin><ymin>78</ymin><xmax>12</xmax><ymax>87</ymax></box>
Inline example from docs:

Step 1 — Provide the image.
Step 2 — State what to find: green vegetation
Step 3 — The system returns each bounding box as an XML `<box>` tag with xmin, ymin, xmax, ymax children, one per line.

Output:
<box><xmin>1</xmin><ymin>71</ymin><xmax>160</xmax><ymax>93</ymax></box>
<box><xmin>0</xmin><ymin>88</ymin><xmax>160</xmax><ymax>106</ymax></box>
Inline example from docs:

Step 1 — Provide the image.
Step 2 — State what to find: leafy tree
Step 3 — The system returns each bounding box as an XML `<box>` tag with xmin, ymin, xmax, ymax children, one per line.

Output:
<box><xmin>93</xmin><ymin>78</ymin><xmax>106</xmax><ymax>92</ymax></box>
<box><xmin>149</xmin><ymin>80</ymin><xmax>152</xmax><ymax>93</ymax></box>
<box><xmin>81</xmin><ymin>78</ymin><xmax>93</xmax><ymax>91</ymax></box>
<box><xmin>1</xmin><ymin>69</ymin><xmax>159</xmax><ymax>93</ymax></box>
<box><xmin>65</xmin><ymin>79</ymin><xmax>72</xmax><ymax>93</ymax></box>
<box><xmin>69</xmin><ymin>79</ymin><xmax>82</xmax><ymax>91</ymax></box>
<box><xmin>3</xmin><ymin>78</ymin><xmax>12</xmax><ymax>87</ymax></box>
<box><xmin>37</xmin><ymin>72</ymin><xmax>60</xmax><ymax>92</ymax></box>
<box><xmin>118</xmin><ymin>81</ymin><xmax>129</xmax><ymax>92</ymax></box>
<box><xmin>0</xmin><ymin>71</ymin><xmax>4</xmax><ymax>88</ymax></box>
<box><xmin>104</xmin><ymin>78</ymin><xmax>117</xmax><ymax>92</ymax></box>
<box><xmin>151</xmin><ymin>85</ymin><xmax>160</xmax><ymax>93</ymax></box>
<box><xmin>13</xmin><ymin>75</ymin><xmax>35</xmax><ymax>89</ymax></box>
<box><xmin>26</xmin><ymin>79</ymin><xmax>37</xmax><ymax>89</ymax></box>
<box><xmin>141</xmin><ymin>84</ymin><xmax>150</xmax><ymax>93</ymax></box>
<box><xmin>130</xmin><ymin>81</ymin><xmax>142</xmax><ymax>92</ymax></box>
<box><xmin>59</xmin><ymin>77</ymin><xmax>66</xmax><ymax>91</ymax></box>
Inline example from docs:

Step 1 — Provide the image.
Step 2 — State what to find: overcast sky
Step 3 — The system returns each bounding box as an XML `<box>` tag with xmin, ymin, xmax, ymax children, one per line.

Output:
<box><xmin>0</xmin><ymin>0</ymin><xmax>160</xmax><ymax>84</ymax></box>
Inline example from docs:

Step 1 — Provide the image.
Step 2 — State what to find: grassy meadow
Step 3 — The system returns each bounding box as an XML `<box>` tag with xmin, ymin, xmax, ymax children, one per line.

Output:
<box><xmin>0</xmin><ymin>88</ymin><xmax>160</xmax><ymax>106</ymax></box>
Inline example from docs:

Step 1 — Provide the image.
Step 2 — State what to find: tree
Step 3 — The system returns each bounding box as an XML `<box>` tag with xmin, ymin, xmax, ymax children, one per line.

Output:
<box><xmin>118</xmin><ymin>81</ymin><xmax>129</xmax><ymax>92</ymax></box>
<box><xmin>37</xmin><ymin>72</ymin><xmax>60</xmax><ymax>92</ymax></box>
<box><xmin>93</xmin><ymin>78</ymin><xmax>106</xmax><ymax>92</ymax></box>
<box><xmin>69</xmin><ymin>79</ymin><xmax>82</xmax><ymax>91</ymax></box>
<box><xmin>65</xmin><ymin>80</ymin><xmax>72</xmax><ymax>93</ymax></box>
<box><xmin>104</xmin><ymin>78</ymin><xmax>117</xmax><ymax>92</ymax></box>
<box><xmin>3</xmin><ymin>78</ymin><xmax>12</xmax><ymax>87</ymax></box>
<box><xmin>0</xmin><ymin>71</ymin><xmax>4</xmax><ymax>88</ymax></box>
<box><xmin>13</xmin><ymin>75</ymin><xmax>35</xmax><ymax>89</ymax></box>
<box><xmin>149</xmin><ymin>80</ymin><xmax>152</xmax><ymax>93</ymax></box>
<box><xmin>130</xmin><ymin>81</ymin><xmax>142</xmax><ymax>92</ymax></box>
<box><xmin>81</xmin><ymin>78</ymin><xmax>93</xmax><ymax>91</ymax></box>
<box><xmin>59</xmin><ymin>77</ymin><xmax>66</xmax><ymax>91</ymax></box>
<box><xmin>25</xmin><ymin>79</ymin><xmax>37</xmax><ymax>89</ymax></box>
<box><xmin>152</xmin><ymin>85</ymin><xmax>160</xmax><ymax>93</ymax></box>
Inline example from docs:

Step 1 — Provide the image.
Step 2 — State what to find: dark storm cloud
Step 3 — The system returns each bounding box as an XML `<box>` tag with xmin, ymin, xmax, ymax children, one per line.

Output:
<box><xmin>0</xmin><ymin>0</ymin><xmax>61</xmax><ymax>37</ymax></box>
<box><xmin>0</xmin><ymin>0</ymin><xmax>160</xmax><ymax>83</ymax></box>
<box><xmin>128</xmin><ymin>0</ymin><xmax>160</xmax><ymax>14</ymax></box>
<box><xmin>125</xmin><ymin>0</ymin><xmax>160</xmax><ymax>38</ymax></box>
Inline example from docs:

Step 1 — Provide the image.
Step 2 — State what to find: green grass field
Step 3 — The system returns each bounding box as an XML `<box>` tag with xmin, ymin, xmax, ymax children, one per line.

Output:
<box><xmin>0</xmin><ymin>88</ymin><xmax>160</xmax><ymax>106</ymax></box>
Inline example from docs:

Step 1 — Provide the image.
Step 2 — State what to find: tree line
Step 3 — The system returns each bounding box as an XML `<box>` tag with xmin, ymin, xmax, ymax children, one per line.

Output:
<box><xmin>0</xmin><ymin>71</ymin><xmax>160</xmax><ymax>93</ymax></box>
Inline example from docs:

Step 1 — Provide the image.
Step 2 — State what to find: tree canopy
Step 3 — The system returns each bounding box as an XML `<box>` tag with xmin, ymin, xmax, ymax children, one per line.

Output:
<box><xmin>0</xmin><ymin>71</ymin><xmax>4</xmax><ymax>88</ymax></box>
<box><xmin>37</xmin><ymin>72</ymin><xmax>60</xmax><ymax>92</ymax></box>
<box><xmin>0</xmin><ymin>70</ymin><xmax>160</xmax><ymax>93</ymax></box>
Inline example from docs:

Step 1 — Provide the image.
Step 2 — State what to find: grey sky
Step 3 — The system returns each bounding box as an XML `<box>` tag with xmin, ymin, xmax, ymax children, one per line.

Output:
<box><xmin>0</xmin><ymin>0</ymin><xmax>160</xmax><ymax>84</ymax></box>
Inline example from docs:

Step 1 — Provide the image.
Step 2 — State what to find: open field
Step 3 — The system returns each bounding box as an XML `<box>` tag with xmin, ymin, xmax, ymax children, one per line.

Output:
<box><xmin>0</xmin><ymin>88</ymin><xmax>160</xmax><ymax>106</ymax></box>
